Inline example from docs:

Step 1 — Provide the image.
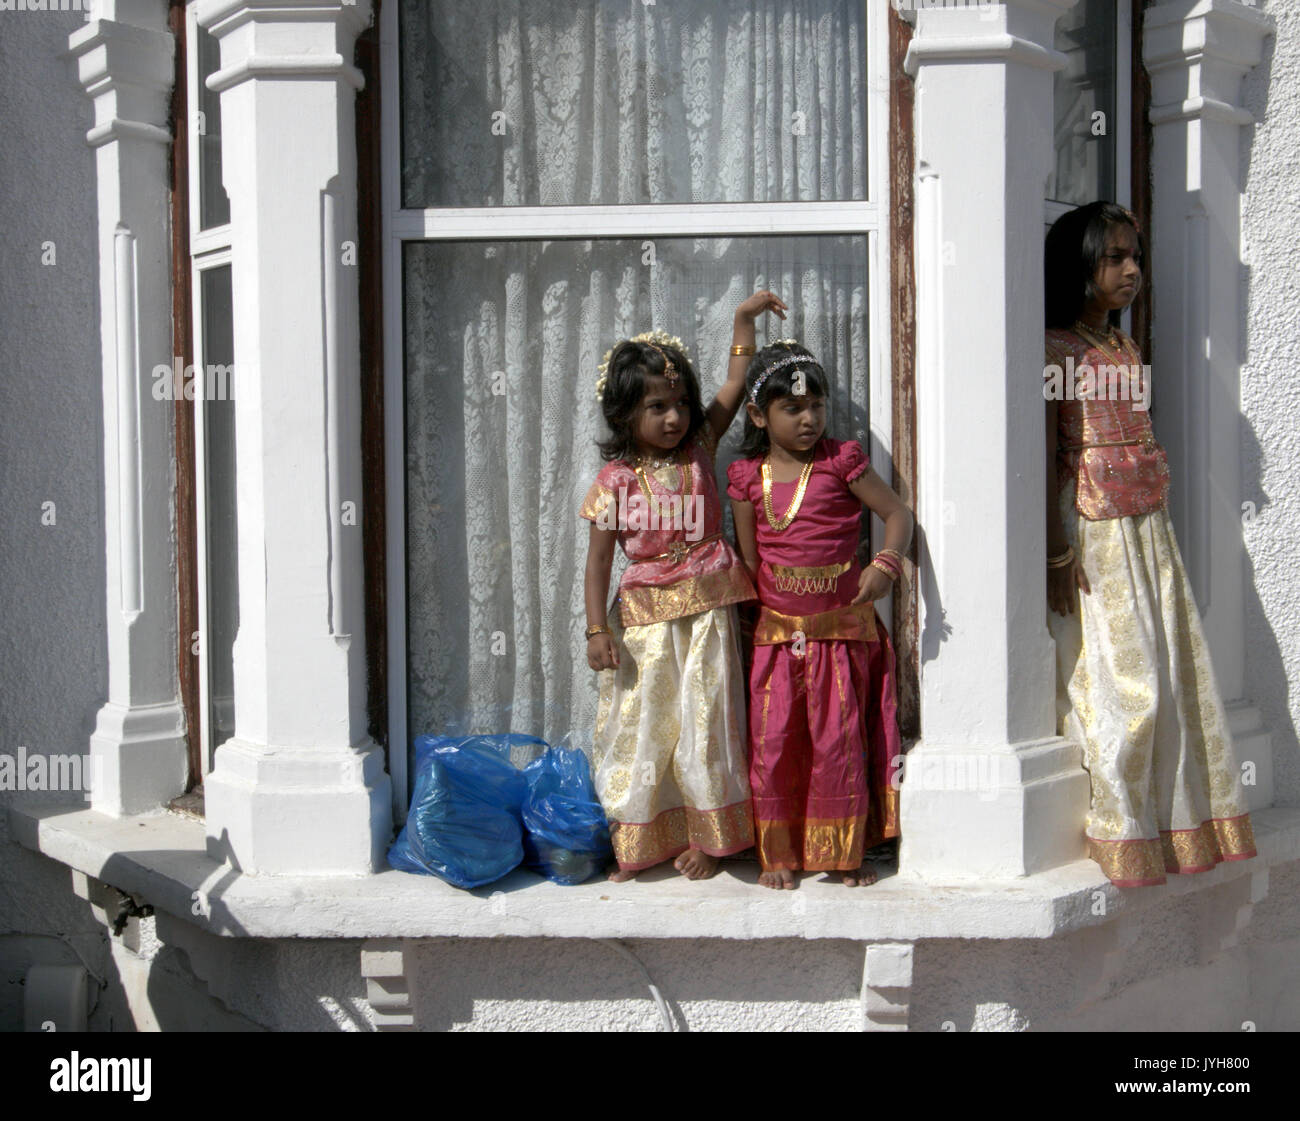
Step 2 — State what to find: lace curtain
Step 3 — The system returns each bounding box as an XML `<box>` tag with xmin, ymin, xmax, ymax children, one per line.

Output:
<box><xmin>400</xmin><ymin>2</ymin><xmax>868</xmax><ymax>759</ymax></box>
<box><xmin>400</xmin><ymin>0</ymin><xmax>866</xmax><ymax>206</ymax></box>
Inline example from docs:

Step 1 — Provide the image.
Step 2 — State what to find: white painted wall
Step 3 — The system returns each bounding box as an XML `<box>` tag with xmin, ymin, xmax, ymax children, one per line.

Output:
<box><xmin>1</xmin><ymin>5</ymin><xmax>1298</xmax><ymax>1032</ymax></box>
<box><xmin>0</xmin><ymin>8</ymin><xmax>111</xmax><ymax>1029</ymax></box>
<box><xmin>1240</xmin><ymin>0</ymin><xmax>1300</xmax><ymax>809</ymax></box>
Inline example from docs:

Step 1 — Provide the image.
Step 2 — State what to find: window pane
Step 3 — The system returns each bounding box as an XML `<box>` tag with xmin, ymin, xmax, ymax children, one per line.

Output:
<box><xmin>402</xmin><ymin>235</ymin><xmax>869</xmax><ymax>755</ymax></box>
<box><xmin>201</xmin><ymin>265</ymin><xmax>237</xmax><ymax>755</ymax></box>
<box><xmin>400</xmin><ymin>0</ymin><xmax>867</xmax><ymax>207</ymax></box>
<box><xmin>1052</xmin><ymin>0</ymin><xmax>1116</xmax><ymax>206</ymax></box>
<box><xmin>197</xmin><ymin>24</ymin><xmax>231</xmax><ymax>229</ymax></box>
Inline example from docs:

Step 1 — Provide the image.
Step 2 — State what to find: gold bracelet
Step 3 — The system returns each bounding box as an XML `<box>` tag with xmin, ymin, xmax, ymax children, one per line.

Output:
<box><xmin>869</xmin><ymin>558</ymin><xmax>900</xmax><ymax>582</ymax></box>
<box><xmin>585</xmin><ymin>624</ymin><xmax>611</xmax><ymax>640</ymax></box>
<box><xmin>1047</xmin><ymin>546</ymin><xmax>1075</xmax><ymax>569</ymax></box>
<box><xmin>730</xmin><ymin>344</ymin><xmax>755</xmax><ymax>356</ymax></box>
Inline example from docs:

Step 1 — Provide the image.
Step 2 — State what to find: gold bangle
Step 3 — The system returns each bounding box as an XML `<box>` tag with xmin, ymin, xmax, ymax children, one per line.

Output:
<box><xmin>1047</xmin><ymin>546</ymin><xmax>1075</xmax><ymax>569</ymax></box>
<box><xmin>730</xmin><ymin>344</ymin><xmax>755</xmax><ymax>356</ymax></box>
<box><xmin>585</xmin><ymin>624</ymin><xmax>611</xmax><ymax>640</ymax></box>
<box><xmin>869</xmin><ymin>558</ymin><xmax>900</xmax><ymax>582</ymax></box>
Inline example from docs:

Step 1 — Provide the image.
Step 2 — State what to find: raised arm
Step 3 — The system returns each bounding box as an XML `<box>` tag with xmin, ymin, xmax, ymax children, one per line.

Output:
<box><xmin>706</xmin><ymin>290</ymin><xmax>788</xmax><ymax>443</ymax></box>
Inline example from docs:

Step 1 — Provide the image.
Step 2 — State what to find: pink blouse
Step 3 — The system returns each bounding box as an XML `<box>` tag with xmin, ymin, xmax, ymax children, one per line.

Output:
<box><xmin>1045</xmin><ymin>327</ymin><xmax>1170</xmax><ymax>520</ymax></box>
<box><xmin>726</xmin><ymin>438</ymin><xmax>872</xmax><ymax>626</ymax></box>
<box><xmin>579</xmin><ymin>427</ymin><xmax>755</xmax><ymax>627</ymax></box>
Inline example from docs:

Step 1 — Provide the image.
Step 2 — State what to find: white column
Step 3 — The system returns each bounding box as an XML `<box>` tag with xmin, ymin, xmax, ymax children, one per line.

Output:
<box><xmin>197</xmin><ymin>0</ymin><xmax>390</xmax><ymax>874</ymax></box>
<box><xmin>1143</xmin><ymin>0</ymin><xmax>1275</xmax><ymax>810</ymax></box>
<box><xmin>69</xmin><ymin>1</ymin><xmax>189</xmax><ymax>816</ymax></box>
<box><xmin>899</xmin><ymin>0</ymin><xmax>1091</xmax><ymax>880</ymax></box>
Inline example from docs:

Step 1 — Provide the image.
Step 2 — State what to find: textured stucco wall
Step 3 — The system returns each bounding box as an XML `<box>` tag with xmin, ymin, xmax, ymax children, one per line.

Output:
<box><xmin>0</xmin><ymin>9</ymin><xmax>111</xmax><ymax>1029</ymax></box>
<box><xmin>1240</xmin><ymin>0</ymin><xmax>1300</xmax><ymax>808</ymax></box>
<box><xmin>1</xmin><ymin>5</ymin><xmax>1298</xmax><ymax>1034</ymax></box>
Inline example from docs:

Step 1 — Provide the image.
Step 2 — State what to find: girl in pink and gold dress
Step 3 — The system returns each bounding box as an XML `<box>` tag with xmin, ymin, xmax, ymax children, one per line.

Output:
<box><xmin>727</xmin><ymin>342</ymin><xmax>913</xmax><ymax>889</ymax></box>
<box><xmin>580</xmin><ymin>293</ymin><xmax>786</xmax><ymax>881</ymax></box>
<box><xmin>1044</xmin><ymin>202</ymin><xmax>1255</xmax><ymax>886</ymax></box>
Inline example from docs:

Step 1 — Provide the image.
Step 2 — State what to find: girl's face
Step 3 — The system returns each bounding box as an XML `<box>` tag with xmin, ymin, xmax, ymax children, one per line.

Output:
<box><xmin>633</xmin><ymin>374</ymin><xmax>689</xmax><ymax>455</ymax></box>
<box><xmin>750</xmin><ymin>392</ymin><xmax>827</xmax><ymax>455</ymax></box>
<box><xmin>1086</xmin><ymin>223</ymin><xmax>1142</xmax><ymax>318</ymax></box>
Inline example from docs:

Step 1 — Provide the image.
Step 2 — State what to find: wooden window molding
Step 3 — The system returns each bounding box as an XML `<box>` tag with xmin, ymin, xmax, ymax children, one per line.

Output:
<box><xmin>356</xmin><ymin>2</ymin><xmax>388</xmax><ymax>759</ymax></box>
<box><xmin>169</xmin><ymin>0</ymin><xmax>202</xmax><ymax>792</ymax></box>
<box><xmin>888</xmin><ymin>5</ymin><xmax>919</xmax><ymax>743</ymax></box>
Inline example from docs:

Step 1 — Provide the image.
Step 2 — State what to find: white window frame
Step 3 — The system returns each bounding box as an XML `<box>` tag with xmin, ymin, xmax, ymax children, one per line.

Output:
<box><xmin>186</xmin><ymin>0</ymin><xmax>235</xmax><ymax>781</ymax></box>
<box><xmin>1045</xmin><ymin>0</ymin><xmax>1132</xmax><ymax>225</ymax></box>
<box><xmin>1045</xmin><ymin>1</ymin><xmax>1133</xmax><ymax>342</ymax></box>
<box><xmin>379</xmin><ymin>0</ymin><xmax>895</xmax><ymax>817</ymax></box>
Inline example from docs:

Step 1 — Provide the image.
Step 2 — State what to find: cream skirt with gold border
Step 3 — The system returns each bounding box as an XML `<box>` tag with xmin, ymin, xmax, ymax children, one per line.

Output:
<box><xmin>1048</xmin><ymin>488</ymin><xmax>1256</xmax><ymax>886</ymax></box>
<box><xmin>592</xmin><ymin>604</ymin><xmax>754</xmax><ymax>871</ymax></box>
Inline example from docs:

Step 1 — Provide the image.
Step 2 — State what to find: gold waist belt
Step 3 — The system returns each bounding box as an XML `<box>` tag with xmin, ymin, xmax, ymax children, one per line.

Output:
<box><xmin>753</xmin><ymin>601</ymin><xmax>877</xmax><ymax>645</ymax></box>
<box><xmin>640</xmin><ymin>532</ymin><xmax>723</xmax><ymax>565</ymax></box>
<box><xmin>768</xmin><ymin>560</ymin><xmax>852</xmax><ymax>596</ymax></box>
<box><xmin>1063</xmin><ymin>433</ymin><xmax>1157</xmax><ymax>452</ymax></box>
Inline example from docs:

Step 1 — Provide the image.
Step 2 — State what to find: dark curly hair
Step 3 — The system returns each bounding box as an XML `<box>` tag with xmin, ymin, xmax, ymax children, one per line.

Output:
<box><xmin>1044</xmin><ymin>201</ymin><xmax>1146</xmax><ymax>330</ymax></box>
<box><xmin>737</xmin><ymin>342</ymin><xmax>830</xmax><ymax>458</ymax></box>
<box><xmin>596</xmin><ymin>338</ymin><xmax>707</xmax><ymax>462</ymax></box>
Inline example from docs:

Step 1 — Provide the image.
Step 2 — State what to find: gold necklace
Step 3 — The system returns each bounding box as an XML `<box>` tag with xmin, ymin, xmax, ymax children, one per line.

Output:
<box><xmin>634</xmin><ymin>449</ymin><xmax>688</xmax><ymax>512</ymax></box>
<box><xmin>1070</xmin><ymin>322</ymin><xmax>1154</xmax><ymax>452</ymax></box>
<box><xmin>761</xmin><ymin>456</ymin><xmax>814</xmax><ymax>532</ymax></box>
<box><xmin>1072</xmin><ymin>320</ymin><xmax>1138</xmax><ymax>369</ymax></box>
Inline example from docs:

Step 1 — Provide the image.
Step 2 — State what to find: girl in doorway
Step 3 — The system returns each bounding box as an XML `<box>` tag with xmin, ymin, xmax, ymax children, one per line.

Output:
<box><xmin>727</xmin><ymin>341</ymin><xmax>912</xmax><ymax>889</ymax></box>
<box><xmin>579</xmin><ymin>292</ymin><xmax>785</xmax><ymax>880</ymax></box>
<box><xmin>1044</xmin><ymin>201</ymin><xmax>1256</xmax><ymax>886</ymax></box>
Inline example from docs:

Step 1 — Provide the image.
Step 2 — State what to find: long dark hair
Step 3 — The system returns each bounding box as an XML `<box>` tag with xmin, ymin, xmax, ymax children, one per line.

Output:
<box><xmin>1044</xmin><ymin>201</ymin><xmax>1146</xmax><ymax>329</ymax></box>
<box><xmin>596</xmin><ymin>338</ymin><xmax>707</xmax><ymax>462</ymax></box>
<box><xmin>738</xmin><ymin>342</ymin><xmax>830</xmax><ymax>458</ymax></box>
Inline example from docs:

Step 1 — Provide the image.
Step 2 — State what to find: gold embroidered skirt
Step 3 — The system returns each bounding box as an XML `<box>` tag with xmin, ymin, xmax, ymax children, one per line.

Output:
<box><xmin>1048</xmin><ymin>491</ymin><xmax>1256</xmax><ymax>886</ymax></box>
<box><xmin>592</xmin><ymin>605</ymin><xmax>754</xmax><ymax>871</ymax></box>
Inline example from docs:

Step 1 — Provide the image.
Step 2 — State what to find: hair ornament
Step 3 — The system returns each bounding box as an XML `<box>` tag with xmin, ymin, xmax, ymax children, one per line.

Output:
<box><xmin>750</xmin><ymin>352</ymin><xmax>807</xmax><ymax>403</ymax></box>
<box><xmin>595</xmin><ymin>330</ymin><xmax>689</xmax><ymax>401</ymax></box>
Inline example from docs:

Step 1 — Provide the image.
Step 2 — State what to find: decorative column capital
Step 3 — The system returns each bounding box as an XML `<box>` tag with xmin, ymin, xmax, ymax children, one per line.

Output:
<box><xmin>67</xmin><ymin>5</ymin><xmax>174</xmax><ymax>148</ymax></box>
<box><xmin>904</xmin><ymin>0</ymin><xmax>1076</xmax><ymax>77</ymax></box>
<box><xmin>1145</xmin><ymin>0</ymin><xmax>1275</xmax><ymax>126</ymax></box>
<box><xmin>196</xmin><ymin>0</ymin><xmax>372</xmax><ymax>93</ymax></box>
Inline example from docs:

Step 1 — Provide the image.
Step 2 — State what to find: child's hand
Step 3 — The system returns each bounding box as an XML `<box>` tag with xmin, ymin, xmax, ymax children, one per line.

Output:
<box><xmin>587</xmin><ymin>634</ymin><xmax>620</xmax><ymax>671</ymax></box>
<box><xmin>852</xmin><ymin>565</ymin><xmax>893</xmax><ymax>605</ymax></box>
<box><xmin>1048</xmin><ymin>558</ymin><xmax>1091</xmax><ymax>616</ymax></box>
<box><xmin>735</xmin><ymin>290</ymin><xmax>788</xmax><ymax>325</ymax></box>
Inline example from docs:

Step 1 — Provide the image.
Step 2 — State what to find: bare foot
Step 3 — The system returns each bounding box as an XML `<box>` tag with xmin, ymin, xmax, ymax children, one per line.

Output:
<box><xmin>758</xmin><ymin>868</ymin><xmax>797</xmax><ymax>890</ymax></box>
<box><xmin>673</xmin><ymin>849</ymin><xmax>720</xmax><ymax>880</ymax></box>
<box><xmin>607</xmin><ymin>865</ymin><xmax>637</xmax><ymax>882</ymax></box>
<box><xmin>841</xmin><ymin>864</ymin><xmax>879</xmax><ymax>887</ymax></box>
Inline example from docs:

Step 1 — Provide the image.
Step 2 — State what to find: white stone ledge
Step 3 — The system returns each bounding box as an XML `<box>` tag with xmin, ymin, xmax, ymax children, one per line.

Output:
<box><xmin>10</xmin><ymin>803</ymin><xmax>1300</xmax><ymax>942</ymax></box>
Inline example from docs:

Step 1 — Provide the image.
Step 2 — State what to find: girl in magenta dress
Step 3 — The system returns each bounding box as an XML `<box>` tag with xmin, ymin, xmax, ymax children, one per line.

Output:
<box><xmin>727</xmin><ymin>342</ymin><xmax>913</xmax><ymax>889</ymax></box>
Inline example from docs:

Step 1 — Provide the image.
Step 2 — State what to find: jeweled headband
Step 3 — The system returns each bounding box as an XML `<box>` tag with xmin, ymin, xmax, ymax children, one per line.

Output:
<box><xmin>595</xmin><ymin>330</ymin><xmax>689</xmax><ymax>401</ymax></box>
<box><xmin>750</xmin><ymin>352</ymin><xmax>807</xmax><ymax>403</ymax></box>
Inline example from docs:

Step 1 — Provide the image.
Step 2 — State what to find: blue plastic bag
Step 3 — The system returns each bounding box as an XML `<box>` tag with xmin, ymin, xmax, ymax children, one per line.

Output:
<box><xmin>521</xmin><ymin>746</ymin><xmax>613</xmax><ymax>885</ymax></box>
<box><xmin>388</xmin><ymin>734</ymin><xmax>542</xmax><ymax>889</ymax></box>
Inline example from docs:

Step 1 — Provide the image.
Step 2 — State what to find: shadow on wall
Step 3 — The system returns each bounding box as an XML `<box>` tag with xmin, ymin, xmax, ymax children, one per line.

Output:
<box><xmin>1236</xmin><ymin>13</ymin><xmax>1299</xmax><ymax>806</ymax></box>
